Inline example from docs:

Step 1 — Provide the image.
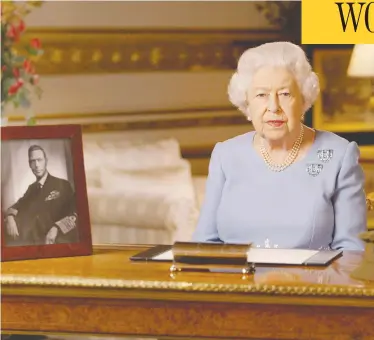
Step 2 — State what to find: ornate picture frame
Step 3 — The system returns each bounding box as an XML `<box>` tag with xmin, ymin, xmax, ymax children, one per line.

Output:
<box><xmin>312</xmin><ymin>48</ymin><xmax>374</xmax><ymax>133</ymax></box>
<box><xmin>1</xmin><ymin>124</ymin><xmax>92</xmax><ymax>261</ymax></box>
<box><xmin>360</xmin><ymin>146</ymin><xmax>374</xmax><ymax>230</ymax></box>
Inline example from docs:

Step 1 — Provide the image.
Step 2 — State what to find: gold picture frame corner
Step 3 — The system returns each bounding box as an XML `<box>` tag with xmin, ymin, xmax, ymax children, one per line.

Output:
<box><xmin>311</xmin><ymin>47</ymin><xmax>373</xmax><ymax>134</ymax></box>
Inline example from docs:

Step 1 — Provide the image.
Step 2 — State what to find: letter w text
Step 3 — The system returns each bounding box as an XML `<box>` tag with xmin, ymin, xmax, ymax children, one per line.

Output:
<box><xmin>335</xmin><ymin>2</ymin><xmax>374</xmax><ymax>33</ymax></box>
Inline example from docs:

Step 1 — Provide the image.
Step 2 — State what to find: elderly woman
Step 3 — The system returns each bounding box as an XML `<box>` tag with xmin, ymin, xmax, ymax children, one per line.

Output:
<box><xmin>192</xmin><ymin>41</ymin><xmax>367</xmax><ymax>251</ymax></box>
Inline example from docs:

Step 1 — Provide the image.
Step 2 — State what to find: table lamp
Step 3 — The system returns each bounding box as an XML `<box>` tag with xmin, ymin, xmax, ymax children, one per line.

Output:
<box><xmin>347</xmin><ymin>44</ymin><xmax>374</xmax><ymax>112</ymax></box>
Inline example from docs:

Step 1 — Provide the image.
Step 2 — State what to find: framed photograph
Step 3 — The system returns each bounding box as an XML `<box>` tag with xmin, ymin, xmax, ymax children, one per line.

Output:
<box><xmin>312</xmin><ymin>48</ymin><xmax>374</xmax><ymax>132</ymax></box>
<box><xmin>1</xmin><ymin>124</ymin><xmax>92</xmax><ymax>261</ymax></box>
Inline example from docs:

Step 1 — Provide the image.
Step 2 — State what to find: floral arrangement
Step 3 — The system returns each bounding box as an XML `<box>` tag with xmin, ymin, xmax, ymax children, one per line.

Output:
<box><xmin>1</xmin><ymin>0</ymin><xmax>44</xmax><ymax>124</ymax></box>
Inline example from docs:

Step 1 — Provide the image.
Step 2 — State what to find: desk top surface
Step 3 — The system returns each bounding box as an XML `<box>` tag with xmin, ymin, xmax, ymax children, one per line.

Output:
<box><xmin>2</xmin><ymin>245</ymin><xmax>374</xmax><ymax>306</ymax></box>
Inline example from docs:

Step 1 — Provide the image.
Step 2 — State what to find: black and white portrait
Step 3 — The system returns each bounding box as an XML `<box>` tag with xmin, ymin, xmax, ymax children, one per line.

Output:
<box><xmin>1</xmin><ymin>138</ymin><xmax>80</xmax><ymax>247</ymax></box>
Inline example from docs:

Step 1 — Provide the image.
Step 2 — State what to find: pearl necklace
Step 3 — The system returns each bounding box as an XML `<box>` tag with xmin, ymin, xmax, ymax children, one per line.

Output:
<box><xmin>259</xmin><ymin>124</ymin><xmax>304</xmax><ymax>172</ymax></box>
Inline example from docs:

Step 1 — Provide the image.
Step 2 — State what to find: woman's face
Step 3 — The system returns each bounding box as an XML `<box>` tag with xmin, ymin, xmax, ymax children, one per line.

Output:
<box><xmin>246</xmin><ymin>66</ymin><xmax>304</xmax><ymax>142</ymax></box>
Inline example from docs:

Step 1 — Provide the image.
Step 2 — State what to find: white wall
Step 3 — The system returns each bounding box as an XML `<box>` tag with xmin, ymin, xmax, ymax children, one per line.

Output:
<box><xmin>19</xmin><ymin>72</ymin><xmax>233</xmax><ymax>115</ymax></box>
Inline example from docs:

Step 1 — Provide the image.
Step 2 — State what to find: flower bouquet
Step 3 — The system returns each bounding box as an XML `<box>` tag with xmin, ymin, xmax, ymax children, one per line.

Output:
<box><xmin>1</xmin><ymin>0</ymin><xmax>44</xmax><ymax>125</ymax></box>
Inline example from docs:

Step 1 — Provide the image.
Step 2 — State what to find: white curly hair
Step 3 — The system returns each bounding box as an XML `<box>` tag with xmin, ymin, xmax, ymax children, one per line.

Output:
<box><xmin>228</xmin><ymin>41</ymin><xmax>320</xmax><ymax>116</ymax></box>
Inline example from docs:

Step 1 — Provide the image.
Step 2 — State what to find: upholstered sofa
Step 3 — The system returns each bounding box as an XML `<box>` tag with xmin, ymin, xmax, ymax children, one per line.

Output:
<box><xmin>82</xmin><ymin>137</ymin><xmax>205</xmax><ymax>246</ymax></box>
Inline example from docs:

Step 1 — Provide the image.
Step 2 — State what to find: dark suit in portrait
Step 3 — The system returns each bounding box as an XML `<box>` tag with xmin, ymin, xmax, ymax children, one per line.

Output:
<box><xmin>5</xmin><ymin>174</ymin><xmax>79</xmax><ymax>246</ymax></box>
<box><xmin>4</xmin><ymin>145</ymin><xmax>79</xmax><ymax>247</ymax></box>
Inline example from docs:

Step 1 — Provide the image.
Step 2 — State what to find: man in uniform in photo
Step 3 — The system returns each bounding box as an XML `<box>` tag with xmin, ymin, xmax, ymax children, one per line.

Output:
<box><xmin>4</xmin><ymin>145</ymin><xmax>79</xmax><ymax>246</ymax></box>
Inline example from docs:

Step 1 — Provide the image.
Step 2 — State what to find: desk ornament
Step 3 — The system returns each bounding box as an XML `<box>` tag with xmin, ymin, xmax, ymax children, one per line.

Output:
<box><xmin>169</xmin><ymin>242</ymin><xmax>255</xmax><ymax>275</ymax></box>
<box><xmin>351</xmin><ymin>231</ymin><xmax>374</xmax><ymax>281</ymax></box>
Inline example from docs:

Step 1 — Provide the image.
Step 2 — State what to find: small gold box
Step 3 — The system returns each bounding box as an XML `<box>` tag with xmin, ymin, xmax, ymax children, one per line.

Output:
<box><xmin>170</xmin><ymin>242</ymin><xmax>255</xmax><ymax>275</ymax></box>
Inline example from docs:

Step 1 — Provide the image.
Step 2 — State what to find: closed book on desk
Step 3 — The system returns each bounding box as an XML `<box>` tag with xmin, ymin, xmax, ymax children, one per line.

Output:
<box><xmin>130</xmin><ymin>244</ymin><xmax>343</xmax><ymax>266</ymax></box>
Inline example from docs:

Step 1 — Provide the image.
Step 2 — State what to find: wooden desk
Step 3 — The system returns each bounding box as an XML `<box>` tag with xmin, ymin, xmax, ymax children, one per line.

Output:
<box><xmin>2</xmin><ymin>245</ymin><xmax>374</xmax><ymax>340</ymax></box>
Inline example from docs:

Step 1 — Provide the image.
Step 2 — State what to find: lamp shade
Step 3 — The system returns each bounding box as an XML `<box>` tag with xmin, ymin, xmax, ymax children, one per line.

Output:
<box><xmin>347</xmin><ymin>45</ymin><xmax>374</xmax><ymax>78</ymax></box>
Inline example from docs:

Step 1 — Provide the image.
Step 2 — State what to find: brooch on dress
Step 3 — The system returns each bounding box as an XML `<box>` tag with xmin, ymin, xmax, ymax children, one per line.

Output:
<box><xmin>306</xmin><ymin>163</ymin><xmax>323</xmax><ymax>177</ymax></box>
<box><xmin>317</xmin><ymin>149</ymin><xmax>333</xmax><ymax>163</ymax></box>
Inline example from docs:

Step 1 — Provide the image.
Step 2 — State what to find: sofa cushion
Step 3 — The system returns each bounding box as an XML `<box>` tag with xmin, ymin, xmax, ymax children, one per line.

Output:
<box><xmin>100</xmin><ymin>159</ymin><xmax>196</xmax><ymax>200</ymax></box>
<box><xmin>83</xmin><ymin>138</ymin><xmax>183</xmax><ymax>187</ymax></box>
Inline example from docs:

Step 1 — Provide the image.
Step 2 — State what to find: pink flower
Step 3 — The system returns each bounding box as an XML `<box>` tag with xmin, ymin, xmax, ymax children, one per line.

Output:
<box><xmin>8</xmin><ymin>78</ymin><xmax>24</xmax><ymax>95</ymax></box>
<box><xmin>8</xmin><ymin>80</ymin><xmax>23</xmax><ymax>95</ymax></box>
<box><xmin>18</xmin><ymin>20</ymin><xmax>25</xmax><ymax>33</ymax></box>
<box><xmin>13</xmin><ymin>68</ymin><xmax>20</xmax><ymax>78</ymax></box>
<box><xmin>6</xmin><ymin>24</ymin><xmax>20</xmax><ymax>41</ymax></box>
<box><xmin>23</xmin><ymin>59</ymin><xmax>35</xmax><ymax>74</ymax></box>
<box><xmin>30</xmin><ymin>38</ymin><xmax>41</xmax><ymax>49</ymax></box>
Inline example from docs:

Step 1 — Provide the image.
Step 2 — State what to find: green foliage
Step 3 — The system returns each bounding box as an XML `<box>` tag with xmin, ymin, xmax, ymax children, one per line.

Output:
<box><xmin>1</xmin><ymin>1</ymin><xmax>44</xmax><ymax>113</ymax></box>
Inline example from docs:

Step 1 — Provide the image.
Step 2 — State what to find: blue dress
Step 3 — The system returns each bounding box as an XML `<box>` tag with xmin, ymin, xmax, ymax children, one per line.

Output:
<box><xmin>192</xmin><ymin>130</ymin><xmax>367</xmax><ymax>251</ymax></box>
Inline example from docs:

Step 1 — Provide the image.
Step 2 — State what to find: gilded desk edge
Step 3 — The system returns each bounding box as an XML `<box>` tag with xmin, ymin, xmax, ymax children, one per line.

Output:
<box><xmin>1</xmin><ymin>274</ymin><xmax>374</xmax><ymax>298</ymax></box>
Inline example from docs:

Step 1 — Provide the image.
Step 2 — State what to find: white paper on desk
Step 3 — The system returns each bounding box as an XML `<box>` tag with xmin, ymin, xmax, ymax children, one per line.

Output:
<box><xmin>153</xmin><ymin>250</ymin><xmax>174</xmax><ymax>261</ymax></box>
<box><xmin>246</xmin><ymin>248</ymin><xmax>318</xmax><ymax>265</ymax></box>
<box><xmin>152</xmin><ymin>248</ymin><xmax>319</xmax><ymax>265</ymax></box>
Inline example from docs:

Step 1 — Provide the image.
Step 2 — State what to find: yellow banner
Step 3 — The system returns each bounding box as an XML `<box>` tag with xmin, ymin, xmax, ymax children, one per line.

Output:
<box><xmin>302</xmin><ymin>0</ymin><xmax>374</xmax><ymax>44</ymax></box>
